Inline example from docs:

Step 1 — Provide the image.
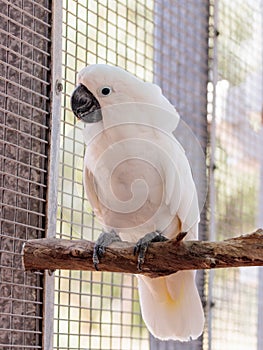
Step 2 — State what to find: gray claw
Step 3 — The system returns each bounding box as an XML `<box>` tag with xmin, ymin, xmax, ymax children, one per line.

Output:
<box><xmin>137</xmin><ymin>243</ymin><xmax>148</xmax><ymax>271</ymax></box>
<box><xmin>93</xmin><ymin>245</ymin><xmax>104</xmax><ymax>270</ymax></box>
<box><xmin>134</xmin><ymin>231</ymin><xmax>168</xmax><ymax>271</ymax></box>
<box><xmin>92</xmin><ymin>230</ymin><xmax>121</xmax><ymax>270</ymax></box>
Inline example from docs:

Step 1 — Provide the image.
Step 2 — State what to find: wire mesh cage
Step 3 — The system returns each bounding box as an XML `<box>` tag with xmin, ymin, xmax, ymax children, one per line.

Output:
<box><xmin>207</xmin><ymin>1</ymin><xmax>263</xmax><ymax>349</ymax></box>
<box><xmin>54</xmin><ymin>1</ymin><xmax>154</xmax><ymax>349</ymax></box>
<box><xmin>0</xmin><ymin>0</ymin><xmax>52</xmax><ymax>348</ymax></box>
<box><xmin>0</xmin><ymin>0</ymin><xmax>262</xmax><ymax>350</ymax></box>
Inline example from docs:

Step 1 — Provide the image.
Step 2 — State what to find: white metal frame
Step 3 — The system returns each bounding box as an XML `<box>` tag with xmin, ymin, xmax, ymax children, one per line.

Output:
<box><xmin>43</xmin><ymin>1</ymin><xmax>62</xmax><ymax>349</ymax></box>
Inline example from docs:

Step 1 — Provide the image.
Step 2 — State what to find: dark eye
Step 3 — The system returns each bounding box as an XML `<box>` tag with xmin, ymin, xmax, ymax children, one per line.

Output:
<box><xmin>100</xmin><ymin>86</ymin><xmax>112</xmax><ymax>96</ymax></box>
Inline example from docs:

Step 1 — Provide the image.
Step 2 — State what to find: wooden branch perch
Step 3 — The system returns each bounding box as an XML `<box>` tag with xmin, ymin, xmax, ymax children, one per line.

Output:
<box><xmin>22</xmin><ymin>229</ymin><xmax>263</xmax><ymax>278</ymax></box>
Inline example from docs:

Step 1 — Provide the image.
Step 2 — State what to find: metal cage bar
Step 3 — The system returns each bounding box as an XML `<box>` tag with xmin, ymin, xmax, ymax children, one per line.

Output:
<box><xmin>42</xmin><ymin>1</ymin><xmax>63</xmax><ymax>350</ymax></box>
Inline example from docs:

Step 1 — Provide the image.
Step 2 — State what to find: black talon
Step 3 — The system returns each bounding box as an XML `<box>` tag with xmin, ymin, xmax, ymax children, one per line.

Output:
<box><xmin>133</xmin><ymin>245</ymin><xmax>138</xmax><ymax>256</ymax></box>
<box><xmin>94</xmin><ymin>262</ymin><xmax>99</xmax><ymax>271</ymax></box>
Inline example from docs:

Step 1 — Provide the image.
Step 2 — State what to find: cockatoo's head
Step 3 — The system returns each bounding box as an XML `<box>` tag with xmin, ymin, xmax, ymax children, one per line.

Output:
<box><xmin>71</xmin><ymin>64</ymin><xmax>179</xmax><ymax>125</ymax></box>
<box><xmin>71</xmin><ymin>64</ymin><xmax>149</xmax><ymax>123</ymax></box>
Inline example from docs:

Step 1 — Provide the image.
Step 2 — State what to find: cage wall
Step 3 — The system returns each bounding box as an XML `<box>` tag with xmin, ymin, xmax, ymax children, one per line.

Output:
<box><xmin>0</xmin><ymin>0</ymin><xmax>52</xmax><ymax>348</ymax></box>
<box><xmin>208</xmin><ymin>1</ymin><xmax>263</xmax><ymax>349</ymax></box>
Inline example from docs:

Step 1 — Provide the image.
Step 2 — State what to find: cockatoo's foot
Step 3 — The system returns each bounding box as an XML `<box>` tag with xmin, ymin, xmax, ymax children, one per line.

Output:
<box><xmin>93</xmin><ymin>230</ymin><xmax>121</xmax><ymax>271</ymax></box>
<box><xmin>133</xmin><ymin>231</ymin><xmax>168</xmax><ymax>271</ymax></box>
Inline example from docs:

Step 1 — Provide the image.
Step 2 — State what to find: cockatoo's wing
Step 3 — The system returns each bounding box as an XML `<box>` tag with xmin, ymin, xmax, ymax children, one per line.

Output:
<box><xmin>163</xmin><ymin>138</ymin><xmax>200</xmax><ymax>240</ymax></box>
<box><xmin>83</xmin><ymin>165</ymin><xmax>103</xmax><ymax>221</ymax></box>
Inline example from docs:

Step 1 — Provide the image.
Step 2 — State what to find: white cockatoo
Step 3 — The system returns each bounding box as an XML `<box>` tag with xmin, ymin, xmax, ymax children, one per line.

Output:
<box><xmin>70</xmin><ymin>64</ymin><xmax>204</xmax><ymax>341</ymax></box>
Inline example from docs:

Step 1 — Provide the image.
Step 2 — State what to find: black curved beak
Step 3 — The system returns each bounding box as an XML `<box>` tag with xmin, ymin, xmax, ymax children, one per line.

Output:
<box><xmin>70</xmin><ymin>83</ymin><xmax>102</xmax><ymax>123</ymax></box>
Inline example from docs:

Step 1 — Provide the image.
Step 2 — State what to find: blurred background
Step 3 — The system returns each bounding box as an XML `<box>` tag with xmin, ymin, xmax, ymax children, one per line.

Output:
<box><xmin>0</xmin><ymin>0</ymin><xmax>262</xmax><ymax>349</ymax></box>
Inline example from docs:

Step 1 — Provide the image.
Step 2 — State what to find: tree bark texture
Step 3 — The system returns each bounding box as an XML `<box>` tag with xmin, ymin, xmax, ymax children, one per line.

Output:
<box><xmin>22</xmin><ymin>229</ymin><xmax>263</xmax><ymax>278</ymax></box>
